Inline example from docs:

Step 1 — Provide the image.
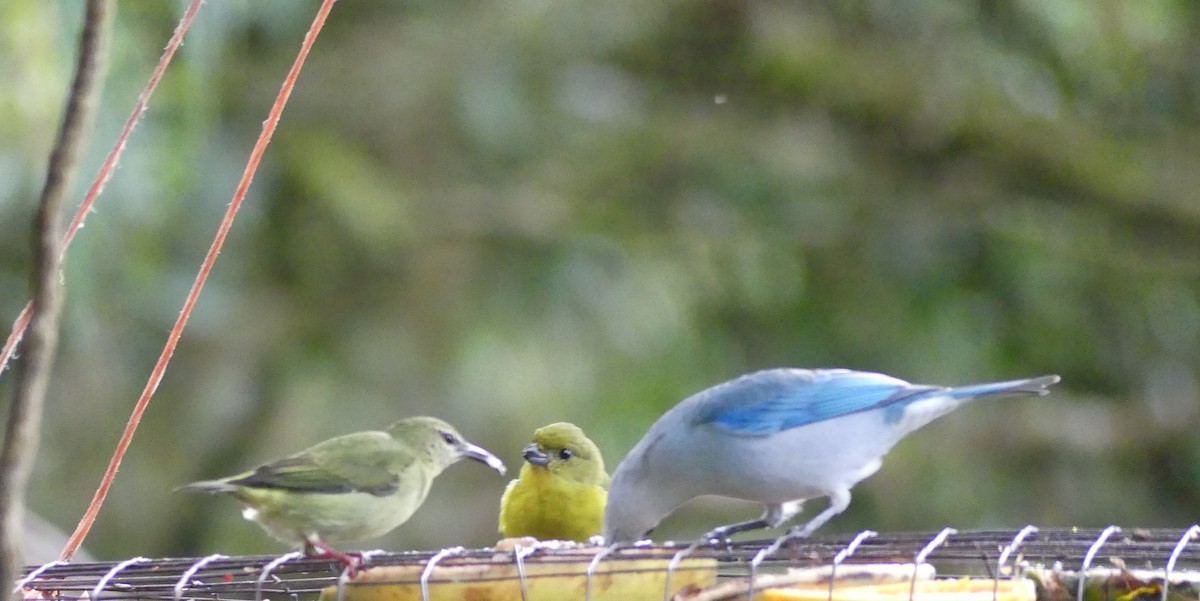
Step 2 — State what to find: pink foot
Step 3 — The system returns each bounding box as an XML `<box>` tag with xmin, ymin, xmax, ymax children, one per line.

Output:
<box><xmin>304</xmin><ymin>539</ymin><xmax>365</xmax><ymax>577</ymax></box>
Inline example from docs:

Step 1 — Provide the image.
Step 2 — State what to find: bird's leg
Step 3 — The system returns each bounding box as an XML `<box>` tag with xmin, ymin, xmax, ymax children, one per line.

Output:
<box><xmin>785</xmin><ymin>488</ymin><xmax>850</xmax><ymax>539</ymax></box>
<box><xmin>702</xmin><ymin>518</ymin><xmax>769</xmax><ymax>542</ymax></box>
<box><xmin>702</xmin><ymin>501</ymin><xmax>803</xmax><ymax>543</ymax></box>
<box><xmin>304</xmin><ymin>538</ymin><xmax>365</xmax><ymax>577</ymax></box>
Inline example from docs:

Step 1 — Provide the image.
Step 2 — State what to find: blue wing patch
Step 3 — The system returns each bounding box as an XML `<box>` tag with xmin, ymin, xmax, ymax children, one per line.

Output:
<box><xmin>696</xmin><ymin>369</ymin><xmax>940</xmax><ymax>435</ymax></box>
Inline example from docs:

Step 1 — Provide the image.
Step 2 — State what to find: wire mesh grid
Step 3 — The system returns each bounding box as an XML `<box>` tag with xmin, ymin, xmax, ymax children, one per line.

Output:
<box><xmin>14</xmin><ymin>526</ymin><xmax>1200</xmax><ymax>601</ymax></box>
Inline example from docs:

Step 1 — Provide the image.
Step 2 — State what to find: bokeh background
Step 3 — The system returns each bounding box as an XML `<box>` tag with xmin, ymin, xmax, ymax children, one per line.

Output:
<box><xmin>1</xmin><ymin>0</ymin><xmax>1198</xmax><ymax>561</ymax></box>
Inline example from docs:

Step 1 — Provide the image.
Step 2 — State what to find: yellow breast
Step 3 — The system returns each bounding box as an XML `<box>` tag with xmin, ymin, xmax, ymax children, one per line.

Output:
<box><xmin>498</xmin><ymin>466</ymin><xmax>606</xmax><ymax>542</ymax></box>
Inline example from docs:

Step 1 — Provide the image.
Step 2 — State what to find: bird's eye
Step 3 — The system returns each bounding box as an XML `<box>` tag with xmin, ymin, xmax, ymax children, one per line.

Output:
<box><xmin>558</xmin><ymin>448</ymin><xmax>573</xmax><ymax>460</ymax></box>
<box><xmin>440</xmin><ymin>431</ymin><xmax>457</xmax><ymax>445</ymax></box>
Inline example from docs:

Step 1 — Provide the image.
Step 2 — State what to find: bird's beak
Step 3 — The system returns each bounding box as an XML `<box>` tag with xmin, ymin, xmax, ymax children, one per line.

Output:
<box><xmin>522</xmin><ymin>443</ymin><xmax>550</xmax><ymax>467</ymax></box>
<box><xmin>464</xmin><ymin>442</ymin><xmax>507</xmax><ymax>475</ymax></box>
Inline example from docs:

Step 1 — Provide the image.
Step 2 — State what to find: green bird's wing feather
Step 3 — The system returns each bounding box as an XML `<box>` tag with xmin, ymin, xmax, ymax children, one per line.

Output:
<box><xmin>229</xmin><ymin>431</ymin><xmax>410</xmax><ymax>497</ymax></box>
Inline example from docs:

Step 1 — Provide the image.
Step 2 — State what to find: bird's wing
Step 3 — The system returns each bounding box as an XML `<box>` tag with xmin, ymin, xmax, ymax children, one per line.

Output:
<box><xmin>694</xmin><ymin>369</ymin><xmax>940</xmax><ymax>436</ymax></box>
<box><xmin>228</xmin><ymin>431</ymin><xmax>409</xmax><ymax>496</ymax></box>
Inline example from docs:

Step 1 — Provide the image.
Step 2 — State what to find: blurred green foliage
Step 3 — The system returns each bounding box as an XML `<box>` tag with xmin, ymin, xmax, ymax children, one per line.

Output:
<box><xmin>1</xmin><ymin>0</ymin><xmax>1198</xmax><ymax>559</ymax></box>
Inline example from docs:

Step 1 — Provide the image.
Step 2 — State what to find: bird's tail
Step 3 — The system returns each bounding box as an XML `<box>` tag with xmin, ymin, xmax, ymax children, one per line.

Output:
<box><xmin>947</xmin><ymin>375</ymin><xmax>1061</xmax><ymax>400</ymax></box>
<box><xmin>175</xmin><ymin>479</ymin><xmax>237</xmax><ymax>494</ymax></box>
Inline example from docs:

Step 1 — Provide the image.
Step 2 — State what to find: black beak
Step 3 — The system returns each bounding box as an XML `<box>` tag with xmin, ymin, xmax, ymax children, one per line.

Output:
<box><xmin>522</xmin><ymin>443</ymin><xmax>550</xmax><ymax>467</ymax></box>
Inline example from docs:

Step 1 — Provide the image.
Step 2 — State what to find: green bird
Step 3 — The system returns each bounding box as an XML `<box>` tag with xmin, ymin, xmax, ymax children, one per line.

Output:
<box><xmin>498</xmin><ymin>422</ymin><xmax>609</xmax><ymax>542</ymax></box>
<box><xmin>179</xmin><ymin>416</ymin><xmax>506</xmax><ymax>567</ymax></box>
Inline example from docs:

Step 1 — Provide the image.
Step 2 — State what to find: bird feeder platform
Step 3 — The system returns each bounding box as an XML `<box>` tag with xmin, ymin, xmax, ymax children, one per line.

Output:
<box><xmin>14</xmin><ymin>526</ymin><xmax>1200</xmax><ymax>601</ymax></box>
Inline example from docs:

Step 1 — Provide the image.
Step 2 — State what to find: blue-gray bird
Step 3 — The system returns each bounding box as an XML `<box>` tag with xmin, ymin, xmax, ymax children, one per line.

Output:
<box><xmin>603</xmin><ymin>368</ymin><xmax>1060</xmax><ymax>542</ymax></box>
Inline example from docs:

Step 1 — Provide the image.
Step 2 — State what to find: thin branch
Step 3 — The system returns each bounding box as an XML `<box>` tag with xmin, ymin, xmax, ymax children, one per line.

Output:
<box><xmin>0</xmin><ymin>0</ymin><xmax>113</xmax><ymax>595</ymax></box>
<box><xmin>0</xmin><ymin>0</ymin><xmax>206</xmax><ymax>381</ymax></box>
<box><xmin>57</xmin><ymin>0</ymin><xmax>340</xmax><ymax>561</ymax></box>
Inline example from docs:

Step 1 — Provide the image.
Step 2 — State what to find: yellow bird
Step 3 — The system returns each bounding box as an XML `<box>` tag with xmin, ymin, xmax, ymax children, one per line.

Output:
<box><xmin>498</xmin><ymin>422</ymin><xmax>609</xmax><ymax>542</ymax></box>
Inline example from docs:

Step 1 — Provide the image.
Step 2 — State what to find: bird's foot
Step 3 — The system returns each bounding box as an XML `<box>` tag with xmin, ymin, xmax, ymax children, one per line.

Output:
<box><xmin>701</xmin><ymin>518</ymin><xmax>770</xmax><ymax>547</ymax></box>
<box><xmin>701</xmin><ymin>526</ymin><xmax>736</xmax><ymax>548</ymax></box>
<box><xmin>701</xmin><ymin>526</ymin><xmax>748</xmax><ymax>552</ymax></box>
<box><xmin>305</xmin><ymin>540</ymin><xmax>366</xmax><ymax>577</ymax></box>
<box><xmin>769</xmin><ymin>525</ymin><xmax>812</xmax><ymax>550</ymax></box>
